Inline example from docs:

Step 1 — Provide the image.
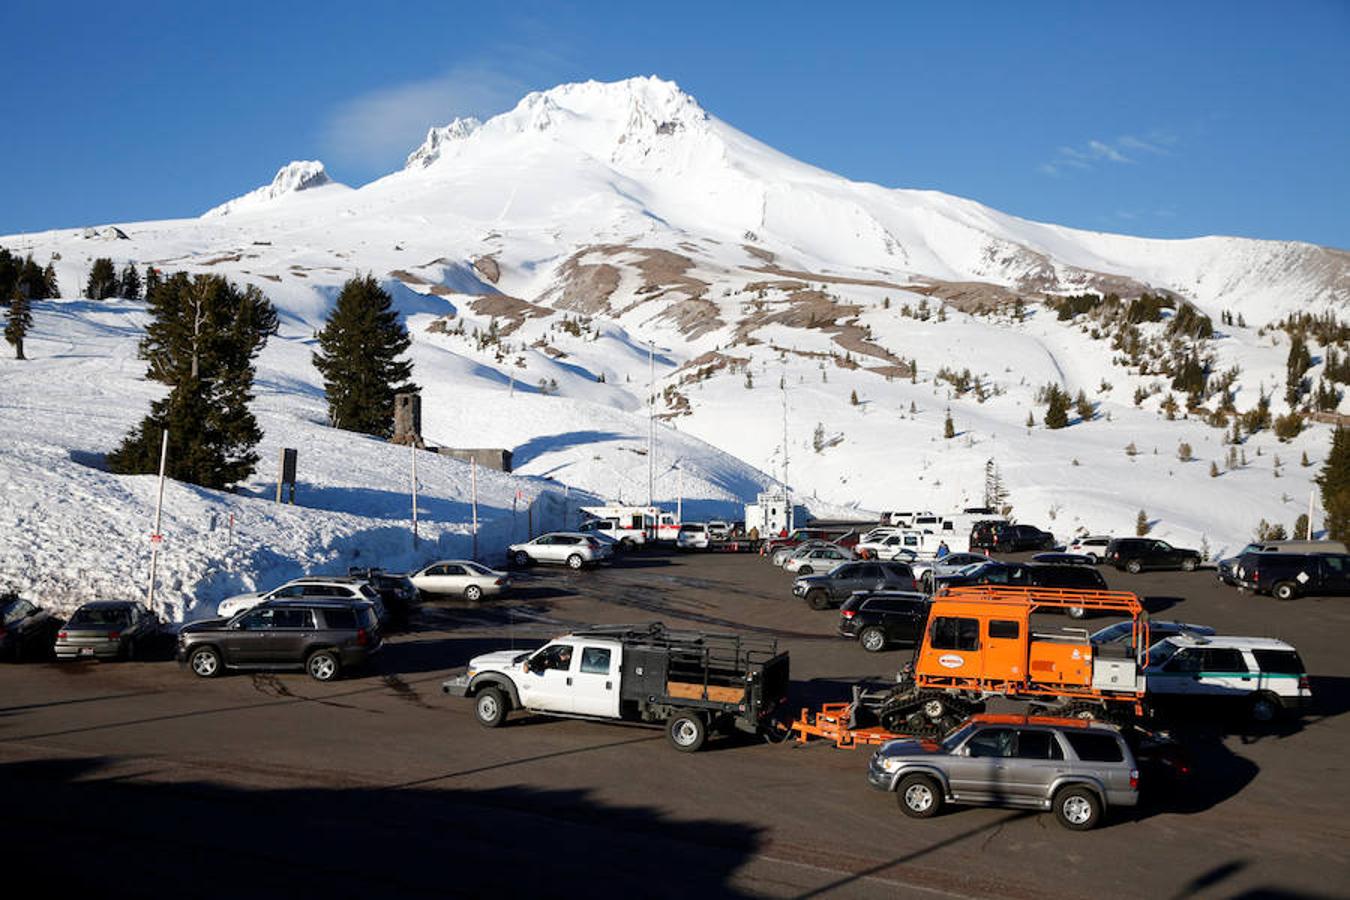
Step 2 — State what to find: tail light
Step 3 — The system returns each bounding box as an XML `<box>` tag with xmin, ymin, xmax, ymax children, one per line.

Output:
<box><xmin>1129</xmin><ymin>768</ymin><xmax>1139</xmax><ymax>790</ymax></box>
<box><xmin>841</xmin><ymin>609</ymin><xmax>856</xmax><ymax>619</ymax></box>
<box><xmin>108</xmin><ymin>631</ymin><xmax>121</xmax><ymax>641</ymax></box>
<box><xmin>1298</xmin><ymin>675</ymin><xmax>1310</xmax><ymax>692</ymax></box>
<box><xmin>0</xmin><ymin>627</ymin><xmax>6</xmax><ymax>639</ymax></box>
<box><xmin>58</xmin><ymin>631</ymin><xmax>67</xmax><ymax>640</ymax></box>
<box><xmin>356</xmin><ymin>628</ymin><xmax>369</xmax><ymax>647</ymax></box>
<box><xmin>494</xmin><ymin>578</ymin><xmax>506</xmax><ymax>586</ymax></box>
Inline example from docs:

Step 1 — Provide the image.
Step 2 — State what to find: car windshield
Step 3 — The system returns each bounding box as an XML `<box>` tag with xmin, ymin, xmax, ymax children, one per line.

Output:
<box><xmin>69</xmin><ymin>606</ymin><xmax>130</xmax><ymax>627</ymax></box>
<box><xmin>2</xmin><ymin>599</ymin><xmax>33</xmax><ymax>625</ymax></box>
<box><xmin>955</xmin><ymin>562</ymin><xmax>991</xmax><ymax>577</ymax></box>
<box><xmin>941</xmin><ymin>722</ymin><xmax>977</xmax><ymax>750</ymax></box>
<box><xmin>1091</xmin><ymin>622</ymin><xmax>1131</xmax><ymax>644</ymax></box>
<box><xmin>1147</xmin><ymin>641</ymin><xmax>1179</xmax><ymax>668</ymax></box>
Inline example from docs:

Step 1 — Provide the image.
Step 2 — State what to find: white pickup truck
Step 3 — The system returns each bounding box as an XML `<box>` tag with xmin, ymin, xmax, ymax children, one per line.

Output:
<box><xmin>442</xmin><ymin>624</ymin><xmax>791</xmax><ymax>751</ymax></box>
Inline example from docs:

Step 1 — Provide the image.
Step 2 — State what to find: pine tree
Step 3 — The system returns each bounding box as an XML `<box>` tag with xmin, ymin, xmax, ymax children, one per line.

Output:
<box><xmin>119</xmin><ymin>263</ymin><xmax>142</xmax><ymax>300</ymax></box>
<box><xmin>850</xmin><ymin>389</ymin><xmax>859</xmax><ymax>406</ymax></box>
<box><xmin>1075</xmin><ymin>390</ymin><xmax>1093</xmax><ymax>422</ymax></box>
<box><xmin>107</xmin><ymin>273</ymin><xmax>277</xmax><ymax>488</ymax></box>
<box><xmin>5</xmin><ymin>284</ymin><xmax>33</xmax><ymax>359</ymax></box>
<box><xmin>1135</xmin><ymin>509</ymin><xmax>1150</xmax><ymax>536</ymax></box>
<box><xmin>1026</xmin><ymin>410</ymin><xmax>1035</xmax><ymax>428</ymax></box>
<box><xmin>144</xmin><ymin>266</ymin><xmax>162</xmax><ymax>301</ymax></box>
<box><xmin>1285</xmin><ymin>333</ymin><xmax>1312</xmax><ymax>406</ymax></box>
<box><xmin>813</xmin><ymin>423</ymin><xmax>825</xmax><ymax>453</ymax></box>
<box><xmin>1178</xmin><ymin>442</ymin><xmax>1193</xmax><ymax>461</ymax></box>
<box><xmin>17</xmin><ymin>256</ymin><xmax>47</xmax><ymax>300</ymax></box>
<box><xmin>1317</xmin><ymin>426</ymin><xmax>1350</xmax><ymax>542</ymax></box>
<box><xmin>1294</xmin><ymin>513</ymin><xmax>1311</xmax><ymax>540</ymax></box>
<box><xmin>86</xmin><ymin>258</ymin><xmax>118</xmax><ymax>300</ymax></box>
<box><xmin>312</xmin><ymin>274</ymin><xmax>416</xmax><ymax>437</ymax></box>
<box><xmin>1044</xmin><ymin>386</ymin><xmax>1070</xmax><ymax>429</ymax></box>
<box><xmin>41</xmin><ymin>261</ymin><xmax>59</xmax><ymax>298</ymax></box>
<box><xmin>944</xmin><ymin>409</ymin><xmax>955</xmax><ymax>439</ymax></box>
<box><xmin>1209</xmin><ymin>461</ymin><xmax>1220</xmax><ymax>477</ymax></box>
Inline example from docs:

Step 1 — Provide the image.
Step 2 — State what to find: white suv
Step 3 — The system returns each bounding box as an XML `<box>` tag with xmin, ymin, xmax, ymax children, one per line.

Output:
<box><xmin>1069</xmin><ymin>535</ymin><xmax>1113</xmax><ymax>563</ymax></box>
<box><xmin>1145</xmin><ymin>634</ymin><xmax>1312</xmax><ymax>723</ymax></box>
<box><xmin>508</xmin><ymin>532</ymin><xmax>612</xmax><ymax>569</ymax></box>
<box><xmin>676</xmin><ymin>523</ymin><xmax>710</xmax><ymax>550</ymax></box>
<box><xmin>217</xmin><ymin>578</ymin><xmax>386</xmax><ymax>620</ymax></box>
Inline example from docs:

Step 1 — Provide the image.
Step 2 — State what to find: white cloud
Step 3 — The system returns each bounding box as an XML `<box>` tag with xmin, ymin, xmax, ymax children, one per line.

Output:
<box><xmin>322</xmin><ymin>65</ymin><xmax>529</xmax><ymax>171</ymax></box>
<box><xmin>1040</xmin><ymin>131</ymin><xmax>1178</xmax><ymax>177</ymax></box>
<box><xmin>1088</xmin><ymin>140</ymin><xmax>1130</xmax><ymax>163</ymax></box>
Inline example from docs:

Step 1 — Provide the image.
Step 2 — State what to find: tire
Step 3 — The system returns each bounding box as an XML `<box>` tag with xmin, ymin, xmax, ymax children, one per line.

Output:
<box><xmin>306</xmin><ymin>650</ymin><xmax>340</xmax><ymax>682</ymax></box>
<box><xmin>1054</xmin><ymin>786</ymin><xmax>1102</xmax><ymax>830</ymax></box>
<box><xmin>922</xmin><ymin>573</ymin><xmax>935</xmax><ymax>594</ymax></box>
<box><xmin>806</xmin><ymin>590</ymin><xmax>830</xmax><ymax>611</ymax></box>
<box><xmin>513</xmin><ymin>550</ymin><xmax>531</xmax><ymax>568</ymax></box>
<box><xmin>474</xmin><ymin>687</ymin><xmax>509</xmax><ymax>727</ymax></box>
<box><xmin>1066</xmin><ymin>606</ymin><xmax>1085</xmax><ymax>620</ymax></box>
<box><xmin>667</xmin><ymin>710</ymin><xmax>707</xmax><ymax>752</ymax></box>
<box><xmin>1249</xmin><ymin>691</ymin><xmax>1282</xmax><ymax>725</ymax></box>
<box><xmin>1181</xmin><ymin>557</ymin><xmax>1198</xmax><ymax>572</ymax></box>
<box><xmin>566</xmin><ymin>554</ymin><xmax>584</xmax><ymax>570</ymax></box>
<box><xmin>896</xmin><ymin>774</ymin><xmax>943</xmax><ymax>819</ymax></box>
<box><xmin>798</xmin><ymin>566</ymin><xmax>813</xmax><ymax>576</ymax></box>
<box><xmin>860</xmin><ymin>627</ymin><xmax>887</xmax><ymax>653</ymax></box>
<box><xmin>1085</xmin><ymin>553</ymin><xmax>1099</xmax><ymax>564</ymax></box>
<box><xmin>188</xmin><ymin>646</ymin><xmax>222</xmax><ymax>678</ymax></box>
<box><xmin>1125</xmin><ymin>559</ymin><xmax>1143</xmax><ymax>574</ymax></box>
<box><xmin>464</xmin><ymin>584</ymin><xmax>483</xmax><ymax>602</ymax></box>
<box><xmin>621</xmin><ymin>538</ymin><xmax>635</xmax><ymax>552</ymax></box>
<box><xmin>1273</xmin><ymin>581</ymin><xmax>1298</xmax><ymax>602</ymax></box>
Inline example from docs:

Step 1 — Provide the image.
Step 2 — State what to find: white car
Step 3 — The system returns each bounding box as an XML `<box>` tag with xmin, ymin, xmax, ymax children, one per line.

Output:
<box><xmin>508</xmin><ymin>532</ymin><xmax>612</xmax><ymax>570</ymax></box>
<box><xmin>1069</xmin><ymin>535</ymin><xmax>1113</xmax><ymax>563</ymax></box>
<box><xmin>410</xmin><ymin>560</ymin><xmax>511</xmax><ymax>601</ymax></box>
<box><xmin>782</xmin><ymin>545</ymin><xmax>855</xmax><ymax>575</ymax></box>
<box><xmin>217</xmin><ymin>578</ymin><xmax>386</xmax><ymax>620</ymax></box>
<box><xmin>676</xmin><ymin>523</ymin><xmax>710</xmax><ymax>550</ymax></box>
<box><xmin>857</xmin><ymin>532</ymin><xmax>927</xmax><ymax>561</ymax></box>
<box><xmin>771</xmin><ymin>540</ymin><xmax>836</xmax><ymax>567</ymax></box>
<box><xmin>911</xmin><ymin>553</ymin><xmax>993</xmax><ymax>589</ymax></box>
<box><xmin>1144</xmin><ymin>634</ymin><xmax>1312</xmax><ymax>723</ymax></box>
<box><xmin>707</xmin><ymin>521</ymin><xmax>732</xmax><ymax>541</ymax></box>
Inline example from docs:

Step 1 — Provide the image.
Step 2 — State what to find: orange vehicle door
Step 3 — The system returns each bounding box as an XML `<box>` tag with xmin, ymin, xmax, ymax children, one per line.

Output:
<box><xmin>921</xmin><ymin>614</ymin><xmax>983</xmax><ymax>681</ymax></box>
<box><xmin>982</xmin><ymin>616</ymin><xmax>1025</xmax><ymax>684</ymax></box>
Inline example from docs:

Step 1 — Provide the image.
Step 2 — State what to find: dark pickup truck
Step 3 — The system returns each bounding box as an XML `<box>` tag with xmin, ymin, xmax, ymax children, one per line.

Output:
<box><xmin>1234</xmin><ymin>551</ymin><xmax>1350</xmax><ymax>600</ymax></box>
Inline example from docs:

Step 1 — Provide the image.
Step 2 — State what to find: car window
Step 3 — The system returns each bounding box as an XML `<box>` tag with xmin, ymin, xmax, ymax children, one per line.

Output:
<box><xmin>1015</xmin><ymin>730</ymin><xmax>1064</xmax><ymax>760</ymax></box>
<box><xmin>442</xmin><ymin>565</ymin><xmax>466</xmax><ymax>576</ymax></box>
<box><xmin>2</xmin><ymin>599</ymin><xmax>34</xmax><ymax>625</ymax></box>
<box><xmin>833</xmin><ymin>564</ymin><xmax>859</xmax><ymax>579</ymax></box>
<box><xmin>425</xmin><ymin>565</ymin><xmax>447</xmax><ymax>576</ymax></box>
<box><xmin>1162</xmin><ymin>649</ymin><xmax>1201</xmax><ymax>673</ymax></box>
<box><xmin>322</xmin><ymin>608</ymin><xmax>357</xmax><ymax>629</ymax></box>
<box><xmin>858</xmin><ymin>564</ymin><xmax>882</xmax><ymax>579</ymax></box>
<box><xmin>930</xmin><ymin>616</ymin><xmax>979</xmax><ymax>651</ymax></box>
<box><xmin>580</xmin><ymin>647</ymin><xmax>612</xmax><ymax>675</ymax></box>
<box><xmin>1324</xmin><ymin>556</ymin><xmax>1347</xmax><ymax>573</ymax></box>
<box><xmin>274</xmin><ymin>608</ymin><xmax>316</xmax><ymax>629</ymax></box>
<box><xmin>239</xmin><ymin>609</ymin><xmax>276</xmax><ymax>630</ymax></box>
<box><xmin>464</xmin><ymin>562</ymin><xmax>493</xmax><ymax>575</ymax></box>
<box><xmin>1251</xmin><ymin>649</ymin><xmax>1304</xmax><ymax>673</ymax></box>
<box><xmin>989</xmin><ymin>619</ymin><xmax>1019</xmax><ymax>639</ymax></box>
<box><xmin>882</xmin><ymin>563</ymin><xmax>913</xmax><ymax>578</ymax></box>
<box><xmin>532</xmin><ymin>644</ymin><xmax>573</xmax><ymax>671</ymax></box>
<box><xmin>966</xmin><ymin>728</ymin><xmax>1015</xmax><ymax>758</ymax></box>
<box><xmin>273</xmin><ymin>585</ymin><xmax>305</xmax><ymax>598</ymax></box>
<box><xmin>1203</xmin><ymin>648</ymin><xmax>1248</xmax><ymax>673</ymax></box>
<box><xmin>534</xmin><ymin>536</ymin><xmax>553</xmax><ymax>546</ymax></box>
<box><xmin>1064</xmin><ymin>732</ymin><xmax>1124</xmax><ymax>762</ymax></box>
<box><xmin>1153</xmin><ymin>541</ymin><xmax>1171</xmax><ymax>552</ymax></box>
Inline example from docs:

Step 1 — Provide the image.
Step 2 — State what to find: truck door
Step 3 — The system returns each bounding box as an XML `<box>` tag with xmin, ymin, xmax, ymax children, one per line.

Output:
<box><xmin>570</xmin><ymin>644</ymin><xmax>622</xmax><ymax>717</ymax></box>
<box><xmin>517</xmin><ymin>642</ymin><xmax>577</xmax><ymax>713</ymax></box>
<box><xmin>1318</xmin><ymin>554</ymin><xmax>1350</xmax><ymax>595</ymax></box>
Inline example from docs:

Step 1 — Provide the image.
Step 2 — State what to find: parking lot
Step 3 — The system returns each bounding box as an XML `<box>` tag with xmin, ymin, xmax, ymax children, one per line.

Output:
<box><xmin>2</xmin><ymin>550</ymin><xmax>1347</xmax><ymax>899</ymax></box>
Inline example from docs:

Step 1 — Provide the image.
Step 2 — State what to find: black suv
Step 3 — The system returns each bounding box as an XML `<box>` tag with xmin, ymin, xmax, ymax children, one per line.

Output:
<box><xmin>0</xmin><ymin>594</ymin><xmax>59</xmax><ymax>661</ymax></box>
<box><xmin>178</xmin><ymin>599</ymin><xmax>382</xmax><ymax>682</ymax></box>
<box><xmin>1105</xmin><ymin>538</ymin><xmax>1201</xmax><ymax>573</ymax></box>
<box><xmin>1234</xmin><ymin>551</ymin><xmax>1350</xmax><ymax>600</ymax></box>
<box><xmin>349</xmin><ymin>567</ymin><xmax>419</xmax><ymax>624</ymax></box>
<box><xmin>793</xmin><ymin>561</ymin><xmax>918</xmax><ymax>610</ymax></box>
<box><xmin>839</xmin><ymin>592</ymin><xmax>929</xmax><ymax>651</ymax></box>
<box><xmin>987</xmin><ymin>524</ymin><xmax>1055</xmax><ymax>553</ymax></box>
<box><xmin>969</xmin><ymin>520</ymin><xmax>1007</xmax><ymax>552</ymax></box>
<box><xmin>935</xmin><ymin>562</ymin><xmax>1107</xmax><ymax>618</ymax></box>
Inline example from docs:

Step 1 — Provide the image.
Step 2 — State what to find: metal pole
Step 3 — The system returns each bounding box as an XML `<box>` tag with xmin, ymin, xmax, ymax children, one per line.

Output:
<box><xmin>1308</xmin><ymin>488</ymin><xmax>1316</xmax><ymax>539</ymax></box>
<box><xmin>677</xmin><ymin>465</ymin><xmax>683</xmax><ymax>524</ymax></box>
<box><xmin>471</xmin><ymin>458</ymin><xmax>479</xmax><ymax>560</ymax></box>
<box><xmin>146</xmin><ymin>429</ymin><xmax>168</xmax><ymax>615</ymax></box>
<box><xmin>648</xmin><ymin>341</ymin><xmax>655</xmax><ymax>507</ymax></box>
<box><xmin>275</xmin><ymin>447</ymin><xmax>284</xmax><ymax>503</ymax></box>
<box><xmin>410</xmin><ymin>442</ymin><xmax>419</xmax><ymax>547</ymax></box>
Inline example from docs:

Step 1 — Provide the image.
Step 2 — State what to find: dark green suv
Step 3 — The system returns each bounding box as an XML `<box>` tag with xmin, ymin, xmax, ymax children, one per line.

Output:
<box><xmin>177</xmin><ymin>599</ymin><xmax>382</xmax><ymax>682</ymax></box>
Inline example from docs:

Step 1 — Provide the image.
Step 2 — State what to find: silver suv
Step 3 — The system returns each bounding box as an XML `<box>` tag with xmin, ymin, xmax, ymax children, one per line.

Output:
<box><xmin>868</xmin><ymin>714</ymin><xmax>1139</xmax><ymax>830</ymax></box>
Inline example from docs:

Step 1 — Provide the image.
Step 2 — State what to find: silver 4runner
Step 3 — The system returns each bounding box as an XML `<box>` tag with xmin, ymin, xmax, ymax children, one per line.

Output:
<box><xmin>868</xmin><ymin>714</ymin><xmax>1139</xmax><ymax>830</ymax></box>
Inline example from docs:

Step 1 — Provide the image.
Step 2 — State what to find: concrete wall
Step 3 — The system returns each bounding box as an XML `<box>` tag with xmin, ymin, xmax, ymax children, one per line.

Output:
<box><xmin>434</xmin><ymin>447</ymin><xmax>513</xmax><ymax>473</ymax></box>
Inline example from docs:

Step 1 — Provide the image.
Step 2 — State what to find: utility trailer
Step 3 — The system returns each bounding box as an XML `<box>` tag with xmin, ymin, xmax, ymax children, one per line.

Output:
<box><xmin>792</xmin><ymin>585</ymin><xmax>1151</xmax><ymax>746</ymax></box>
<box><xmin>443</xmin><ymin>623</ymin><xmax>790</xmax><ymax>752</ymax></box>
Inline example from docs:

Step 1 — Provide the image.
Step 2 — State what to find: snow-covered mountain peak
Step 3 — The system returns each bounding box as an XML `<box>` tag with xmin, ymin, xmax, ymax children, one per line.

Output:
<box><xmin>204</xmin><ymin>160</ymin><xmax>347</xmax><ymax>217</ymax></box>
<box><xmin>405</xmin><ymin>117</ymin><xmax>483</xmax><ymax>169</ymax></box>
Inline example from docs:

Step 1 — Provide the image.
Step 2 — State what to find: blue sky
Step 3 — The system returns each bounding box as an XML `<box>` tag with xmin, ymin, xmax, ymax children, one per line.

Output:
<box><xmin>2</xmin><ymin>1</ymin><xmax>1347</xmax><ymax>248</ymax></box>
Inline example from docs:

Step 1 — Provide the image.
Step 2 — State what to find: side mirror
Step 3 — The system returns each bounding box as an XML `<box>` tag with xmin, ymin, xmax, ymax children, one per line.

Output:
<box><xmin>521</xmin><ymin>661</ymin><xmax>530</xmax><ymax>673</ymax></box>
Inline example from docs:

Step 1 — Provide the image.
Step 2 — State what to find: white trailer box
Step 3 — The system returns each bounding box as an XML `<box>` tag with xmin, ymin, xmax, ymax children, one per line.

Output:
<box><xmin>745</xmin><ymin>491</ymin><xmax>792</xmax><ymax>538</ymax></box>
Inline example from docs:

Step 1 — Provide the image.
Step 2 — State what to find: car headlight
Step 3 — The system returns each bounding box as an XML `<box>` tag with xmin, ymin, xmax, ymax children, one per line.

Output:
<box><xmin>881</xmin><ymin>757</ymin><xmax>903</xmax><ymax>773</ymax></box>
<box><xmin>465</xmin><ymin>669</ymin><xmax>477</xmax><ymax>679</ymax></box>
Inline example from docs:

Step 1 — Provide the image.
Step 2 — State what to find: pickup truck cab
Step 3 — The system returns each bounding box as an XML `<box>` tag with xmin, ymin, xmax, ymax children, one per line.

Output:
<box><xmin>443</xmin><ymin>624</ymin><xmax>790</xmax><ymax>751</ymax></box>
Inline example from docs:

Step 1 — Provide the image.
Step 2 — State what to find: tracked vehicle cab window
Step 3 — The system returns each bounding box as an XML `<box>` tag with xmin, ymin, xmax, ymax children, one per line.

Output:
<box><xmin>930</xmin><ymin>616</ymin><xmax>979</xmax><ymax>651</ymax></box>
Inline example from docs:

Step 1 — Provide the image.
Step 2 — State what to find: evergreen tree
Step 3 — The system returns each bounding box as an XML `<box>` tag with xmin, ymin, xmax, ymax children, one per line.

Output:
<box><xmin>813</xmin><ymin>423</ymin><xmax>825</xmax><ymax>453</ymax></box>
<box><xmin>1294</xmin><ymin>513</ymin><xmax>1311</xmax><ymax>540</ymax></box>
<box><xmin>1074</xmin><ymin>390</ymin><xmax>1093</xmax><ymax>422</ymax></box>
<box><xmin>849</xmin><ymin>389</ymin><xmax>859</xmax><ymax>406</ymax></box>
<box><xmin>143</xmin><ymin>266</ymin><xmax>162</xmax><ymax>301</ymax></box>
<box><xmin>312</xmin><ymin>275</ymin><xmax>416</xmax><ymax>437</ymax></box>
<box><xmin>1317</xmin><ymin>426</ymin><xmax>1350</xmax><ymax>542</ymax></box>
<box><xmin>119</xmin><ymin>263</ymin><xmax>142</xmax><ymax>300</ymax></box>
<box><xmin>1044</xmin><ymin>386</ymin><xmax>1070</xmax><ymax>429</ymax></box>
<box><xmin>1209</xmin><ymin>461</ymin><xmax>1220</xmax><ymax>477</ymax></box>
<box><xmin>0</xmin><ymin>248</ymin><xmax>18</xmax><ymax>305</ymax></box>
<box><xmin>1026</xmin><ymin>410</ymin><xmax>1035</xmax><ymax>428</ymax></box>
<box><xmin>943</xmin><ymin>409</ymin><xmax>955</xmax><ymax>439</ymax></box>
<box><xmin>5</xmin><ymin>285</ymin><xmax>33</xmax><ymax>359</ymax></box>
<box><xmin>85</xmin><ymin>258</ymin><xmax>118</xmax><ymax>300</ymax></box>
<box><xmin>17</xmin><ymin>256</ymin><xmax>48</xmax><ymax>300</ymax></box>
<box><xmin>1285</xmin><ymin>333</ymin><xmax>1312</xmax><ymax>406</ymax></box>
<box><xmin>41</xmin><ymin>261</ymin><xmax>59</xmax><ymax>298</ymax></box>
<box><xmin>107</xmin><ymin>273</ymin><xmax>277</xmax><ymax>488</ymax></box>
<box><xmin>1135</xmin><ymin>509</ymin><xmax>1150</xmax><ymax>536</ymax></box>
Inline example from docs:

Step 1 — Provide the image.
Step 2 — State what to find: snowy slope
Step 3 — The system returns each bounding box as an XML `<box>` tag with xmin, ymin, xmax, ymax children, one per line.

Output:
<box><xmin>2</xmin><ymin>75</ymin><xmax>1345</xmax><ymax>610</ymax></box>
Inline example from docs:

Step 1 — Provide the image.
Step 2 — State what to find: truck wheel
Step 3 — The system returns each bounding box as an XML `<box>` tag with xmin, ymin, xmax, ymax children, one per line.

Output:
<box><xmin>1066</xmin><ymin>606</ymin><xmax>1085</xmax><ymax>620</ymax></box>
<box><xmin>1053</xmin><ymin>786</ymin><xmax>1102</xmax><ymax>830</ymax></box>
<box><xmin>1249</xmin><ymin>692</ymin><xmax>1282</xmax><ymax>725</ymax></box>
<box><xmin>513</xmin><ymin>551</ymin><xmax>531</xmax><ymax>568</ymax></box>
<box><xmin>188</xmin><ymin>646</ymin><xmax>222</xmax><ymax>678</ymax></box>
<box><xmin>667</xmin><ymin>711</ymin><xmax>707</xmax><ymax>752</ymax></box>
<box><xmin>464</xmin><ymin>584</ymin><xmax>483</xmax><ymax>602</ymax></box>
<box><xmin>798</xmin><ymin>566</ymin><xmax>813</xmax><ymax>576</ymax></box>
<box><xmin>806</xmin><ymin>590</ymin><xmax>829</xmax><ymax>611</ymax></box>
<box><xmin>1181</xmin><ymin>557</ymin><xmax>1198</xmax><ymax>572</ymax></box>
<box><xmin>474</xmin><ymin>687</ymin><xmax>509</xmax><ymax>727</ymax></box>
<box><xmin>896</xmin><ymin>774</ymin><xmax>943</xmax><ymax>819</ymax></box>
<box><xmin>566</xmin><ymin>554</ymin><xmax>584</xmax><ymax>570</ymax></box>
<box><xmin>307</xmin><ymin>650</ymin><xmax>340</xmax><ymax>682</ymax></box>
<box><xmin>860</xmin><ymin>627</ymin><xmax>887</xmax><ymax>653</ymax></box>
<box><xmin>1125</xmin><ymin>559</ymin><xmax>1143</xmax><ymax>574</ymax></box>
<box><xmin>1273</xmin><ymin>581</ymin><xmax>1298</xmax><ymax>602</ymax></box>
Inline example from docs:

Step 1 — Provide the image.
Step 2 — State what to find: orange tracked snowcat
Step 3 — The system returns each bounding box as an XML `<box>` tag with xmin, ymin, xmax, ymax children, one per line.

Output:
<box><xmin>793</xmin><ymin>585</ymin><xmax>1150</xmax><ymax>746</ymax></box>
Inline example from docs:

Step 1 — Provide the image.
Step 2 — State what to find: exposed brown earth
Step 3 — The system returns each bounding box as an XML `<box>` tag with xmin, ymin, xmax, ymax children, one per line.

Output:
<box><xmin>470</xmin><ymin>294</ymin><xmax>554</xmax><ymax>336</ymax></box>
<box><xmin>674</xmin><ymin>350</ymin><xmax>751</xmax><ymax>387</ymax></box>
<box><xmin>473</xmin><ymin>255</ymin><xmax>501</xmax><ymax>284</ymax></box>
